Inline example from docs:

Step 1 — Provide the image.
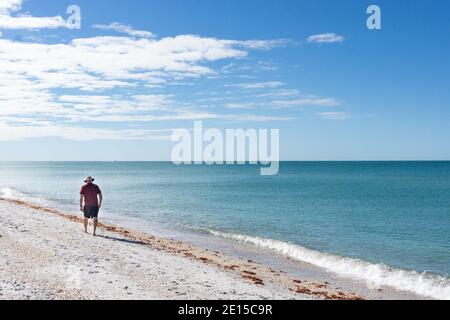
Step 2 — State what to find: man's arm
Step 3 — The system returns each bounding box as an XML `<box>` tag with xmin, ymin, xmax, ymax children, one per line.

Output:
<box><xmin>80</xmin><ymin>194</ymin><xmax>84</xmax><ymax>212</ymax></box>
<box><xmin>98</xmin><ymin>193</ymin><xmax>103</xmax><ymax>209</ymax></box>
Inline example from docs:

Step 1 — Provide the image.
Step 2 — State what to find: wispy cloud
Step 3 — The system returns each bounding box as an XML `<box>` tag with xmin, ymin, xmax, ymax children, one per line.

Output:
<box><xmin>317</xmin><ymin>112</ymin><xmax>352</xmax><ymax>120</ymax></box>
<box><xmin>257</xmin><ymin>89</ymin><xmax>300</xmax><ymax>98</ymax></box>
<box><xmin>0</xmin><ymin>121</ymin><xmax>175</xmax><ymax>141</ymax></box>
<box><xmin>272</xmin><ymin>96</ymin><xmax>341</xmax><ymax>108</ymax></box>
<box><xmin>92</xmin><ymin>22</ymin><xmax>156</xmax><ymax>38</ymax></box>
<box><xmin>0</xmin><ymin>0</ymin><xmax>68</xmax><ymax>29</ymax></box>
<box><xmin>224</xmin><ymin>103</ymin><xmax>255</xmax><ymax>109</ymax></box>
<box><xmin>226</xmin><ymin>115</ymin><xmax>293</xmax><ymax>122</ymax></box>
<box><xmin>226</xmin><ymin>81</ymin><xmax>284</xmax><ymax>89</ymax></box>
<box><xmin>221</xmin><ymin>61</ymin><xmax>278</xmax><ymax>75</ymax></box>
<box><xmin>0</xmin><ymin>110</ymin><xmax>293</xmax><ymax>141</ymax></box>
<box><xmin>307</xmin><ymin>33</ymin><xmax>345</xmax><ymax>44</ymax></box>
<box><xmin>233</xmin><ymin>39</ymin><xmax>291</xmax><ymax>50</ymax></box>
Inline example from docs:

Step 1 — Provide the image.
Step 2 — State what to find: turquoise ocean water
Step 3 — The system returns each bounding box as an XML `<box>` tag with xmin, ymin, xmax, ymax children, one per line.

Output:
<box><xmin>0</xmin><ymin>161</ymin><xmax>449</xmax><ymax>299</ymax></box>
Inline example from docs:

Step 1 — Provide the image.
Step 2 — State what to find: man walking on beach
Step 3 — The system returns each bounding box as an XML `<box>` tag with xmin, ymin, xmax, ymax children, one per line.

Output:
<box><xmin>80</xmin><ymin>176</ymin><xmax>103</xmax><ymax>236</ymax></box>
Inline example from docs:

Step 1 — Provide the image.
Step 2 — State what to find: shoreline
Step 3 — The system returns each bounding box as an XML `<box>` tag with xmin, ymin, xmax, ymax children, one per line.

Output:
<box><xmin>0</xmin><ymin>197</ymin><xmax>425</xmax><ymax>300</ymax></box>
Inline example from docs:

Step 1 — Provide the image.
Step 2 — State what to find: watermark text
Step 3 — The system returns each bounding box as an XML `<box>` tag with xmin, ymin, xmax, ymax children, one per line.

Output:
<box><xmin>171</xmin><ymin>122</ymin><xmax>280</xmax><ymax>176</ymax></box>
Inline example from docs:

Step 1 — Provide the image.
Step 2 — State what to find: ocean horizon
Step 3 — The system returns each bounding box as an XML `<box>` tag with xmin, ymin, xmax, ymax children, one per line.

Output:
<box><xmin>1</xmin><ymin>161</ymin><xmax>449</xmax><ymax>299</ymax></box>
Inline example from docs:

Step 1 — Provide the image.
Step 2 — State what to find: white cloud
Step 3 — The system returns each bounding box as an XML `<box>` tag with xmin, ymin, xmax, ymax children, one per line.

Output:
<box><xmin>0</xmin><ymin>1</ymin><xmax>294</xmax><ymax>141</ymax></box>
<box><xmin>93</xmin><ymin>22</ymin><xmax>156</xmax><ymax>38</ymax></box>
<box><xmin>0</xmin><ymin>0</ymin><xmax>22</xmax><ymax>14</ymax></box>
<box><xmin>55</xmin><ymin>94</ymin><xmax>175</xmax><ymax>119</ymax></box>
<box><xmin>0</xmin><ymin>0</ymin><xmax>68</xmax><ymax>29</ymax></box>
<box><xmin>0</xmin><ymin>121</ymin><xmax>174</xmax><ymax>141</ymax></box>
<box><xmin>68</xmin><ymin>112</ymin><xmax>292</xmax><ymax>123</ymax></box>
<box><xmin>0</xmin><ymin>14</ymin><xmax>66</xmax><ymax>29</ymax></box>
<box><xmin>220</xmin><ymin>61</ymin><xmax>277</xmax><ymax>76</ymax></box>
<box><xmin>0</xmin><ymin>33</ymin><xmax>286</xmax><ymax>93</ymax></box>
<box><xmin>317</xmin><ymin>112</ymin><xmax>352</xmax><ymax>120</ymax></box>
<box><xmin>257</xmin><ymin>89</ymin><xmax>300</xmax><ymax>98</ymax></box>
<box><xmin>256</xmin><ymin>61</ymin><xmax>278</xmax><ymax>71</ymax></box>
<box><xmin>0</xmin><ymin>29</ymin><xmax>291</xmax><ymax>140</ymax></box>
<box><xmin>0</xmin><ymin>108</ymin><xmax>293</xmax><ymax>141</ymax></box>
<box><xmin>224</xmin><ymin>103</ymin><xmax>255</xmax><ymax>109</ymax></box>
<box><xmin>226</xmin><ymin>81</ymin><xmax>284</xmax><ymax>89</ymax></box>
<box><xmin>307</xmin><ymin>33</ymin><xmax>345</xmax><ymax>44</ymax></box>
<box><xmin>0</xmin><ymin>34</ymin><xmax>253</xmax><ymax>96</ymax></box>
<box><xmin>233</xmin><ymin>39</ymin><xmax>291</xmax><ymax>50</ymax></box>
<box><xmin>272</xmin><ymin>96</ymin><xmax>340</xmax><ymax>108</ymax></box>
<box><xmin>226</xmin><ymin>114</ymin><xmax>293</xmax><ymax>122</ymax></box>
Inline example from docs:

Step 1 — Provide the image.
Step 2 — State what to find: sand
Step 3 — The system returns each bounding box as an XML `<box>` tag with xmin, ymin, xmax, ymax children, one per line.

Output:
<box><xmin>0</xmin><ymin>198</ymin><xmax>381</xmax><ymax>300</ymax></box>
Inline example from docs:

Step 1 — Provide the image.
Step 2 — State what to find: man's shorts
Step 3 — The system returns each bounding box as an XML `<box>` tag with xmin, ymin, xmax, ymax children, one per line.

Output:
<box><xmin>84</xmin><ymin>206</ymin><xmax>100</xmax><ymax>219</ymax></box>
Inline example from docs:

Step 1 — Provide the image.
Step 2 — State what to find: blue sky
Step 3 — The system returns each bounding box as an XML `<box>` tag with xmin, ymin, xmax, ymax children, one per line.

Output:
<box><xmin>0</xmin><ymin>0</ymin><xmax>449</xmax><ymax>160</ymax></box>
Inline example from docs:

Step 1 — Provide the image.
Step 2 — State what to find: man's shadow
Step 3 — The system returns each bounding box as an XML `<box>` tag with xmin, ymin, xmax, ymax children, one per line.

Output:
<box><xmin>96</xmin><ymin>234</ymin><xmax>147</xmax><ymax>246</ymax></box>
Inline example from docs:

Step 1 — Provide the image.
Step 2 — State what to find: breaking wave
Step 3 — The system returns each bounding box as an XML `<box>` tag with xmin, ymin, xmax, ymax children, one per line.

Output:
<box><xmin>0</xmin><ymin>187</ymin><xmax>50</xmax><ymax>206</ymax></box>
<box><xmin>189</xmin><ymin>226</ymin><xmax>450</xmax><ymax>300</ymax></box>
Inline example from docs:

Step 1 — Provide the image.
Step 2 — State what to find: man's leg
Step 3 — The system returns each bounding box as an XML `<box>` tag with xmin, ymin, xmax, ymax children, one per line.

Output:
<box><xmin>84</xmin><ymin>217</ymin><xmax>89</xmax><ymax>233</ymax></box>
<box><xmin>93</xmin><ymin>218</ymin><xmax>98</xmax><ymax>236</ymax></box>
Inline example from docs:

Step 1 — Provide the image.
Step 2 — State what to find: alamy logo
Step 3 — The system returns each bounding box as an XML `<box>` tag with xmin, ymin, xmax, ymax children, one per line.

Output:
<box><xmin>66</xmin><ymin>5</ymin><xmax>81</xmax><ymax>29</ymax></box>
<box><xmin>367</xmin><ymin>5</ymin><xmax>381</xmax><ymax>30</ymax></box>
<box><xmin>171</xmin><ymin>122</ymin><xmax>280</xmax><ymax>176</ymax></box>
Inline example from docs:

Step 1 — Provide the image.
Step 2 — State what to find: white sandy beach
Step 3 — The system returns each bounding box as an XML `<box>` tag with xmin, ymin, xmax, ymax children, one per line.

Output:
<box><xmin>0</xmin><ymin>198</ymin><xmax>421</xmax><ymax>300</ymax></box>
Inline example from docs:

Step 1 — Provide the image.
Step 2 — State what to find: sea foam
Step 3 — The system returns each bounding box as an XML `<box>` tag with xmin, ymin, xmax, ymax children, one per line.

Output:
<box><xmin>194</xmin><ymin>227</ymin><xmax>450</xmax><ymax>300</ymax></box>
<box><xmin>0</xmin><ymin>187</ymin><xmax>49</xmax><ymax>205</ymax></box>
